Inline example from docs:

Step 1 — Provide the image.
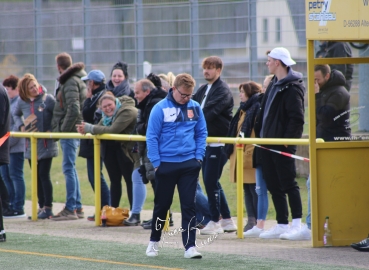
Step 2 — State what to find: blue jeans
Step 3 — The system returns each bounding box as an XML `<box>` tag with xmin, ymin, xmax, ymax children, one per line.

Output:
<box><xmin>131</xmin><ymin>168</ymin><xmax>146</xmax><ymax>214</ymax></box>
<box><xmin>87</xmin><ymin>157</ymin><xmax>110</xmax><ymax>207</ymax></box>
<box><xmin>60</xmin><ymin>139</ymin><xmax>82</xmax><ymax>211</ymax></box>
<box><xmin>195</xmin><ymin>182</ymin><xmax>211</xmax><ymax>226</ymax></box>
<box><xmin>306</xmin><ymin>175</ymin><xmax>311</xmax><ymax>229</ymax></box>
<box><xmin>202</xmin><ymin>146</ymin><xmax>231</xmax><ymax>221</ymax></box>
<box><xmin>255</xmin><ymin>165</ymin><xmax>268</xmax><ymax>220</ymax></box>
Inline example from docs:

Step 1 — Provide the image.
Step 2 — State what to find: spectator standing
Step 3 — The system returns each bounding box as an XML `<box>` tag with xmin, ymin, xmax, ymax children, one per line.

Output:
<box><xmin>145</xmin><ymin>73</ymin><xmax>207</xmax><ymax>259</ymax></box>
<box><xmin>289</xmin><ymin>64</ymin><xmax>352</xmax><ymax>241</ymax></box>
<box><xmin>225</xmin><ymin>82</ymin><xmax>261</xmax><ymax>233</ymax></box>
<box><xmin>316</xmin><ymin>41</ymin><xmax>353</xmax><ymax>91</ymax></box>
<box><xmin>14</xmin><ymin>74</ymin><xmax>59</xmax><ymax>219</ymax></box>
<box><xmin>1</xmin><ymin>75</ymin><xmax>26</xmax><ymax>218</ymax></box>
<box><xmin>124</xmin><ymin>79</ymin><xmax>167</xmax><ymax>226</ymax></box>
<box><xmin>192</xmin><ymin>56</ymin><xmax>237</xmax><ymax>235</ymax></box>
<box><xmin>76</xmin><ymin>94</ymin><xmax>138</xmax><ymax>209</ymax></box>
<box><xmin>52</xmin><ymin>52</ymin><xmax>87</xmax><ymax>220</ymax></box>
<box><xmin>254</xmin><ymin>47</ymin><xmax>305</xmax><ymax>240</ymax></box>
<box><xmin>105</xmin><ymin>61</ymin><xmax>136</xmax><ymax>207</ymax></box>
<box><xmin>0</xmin><ymin>83</ymin><xmax>10</xmax><ymax>241</ymax></box>
<box><xmin>79</xmin><ymin>70</ymin><xmax>110</xmax><ymax>220</ymax></box>
<box><xmin>244</xmin><ymin>74</ymin><xmax>272</xmax><ymax>238</ymax></box>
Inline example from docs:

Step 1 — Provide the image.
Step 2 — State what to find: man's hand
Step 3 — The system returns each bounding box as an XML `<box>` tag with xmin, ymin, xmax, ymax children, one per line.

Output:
<box><xmin>86</xmin><ymin>86</ymin><xmax>93</xmax><ymax>98</ymax></box>
<box><xmin>314</xmin><ymin>80</ymin><xmax>320</xmax><ymax>94</ymax></box>
<box><xmin>76</xmin><ymin>122</ymin><xmax>86</xmax><ymax>135</ymax></box>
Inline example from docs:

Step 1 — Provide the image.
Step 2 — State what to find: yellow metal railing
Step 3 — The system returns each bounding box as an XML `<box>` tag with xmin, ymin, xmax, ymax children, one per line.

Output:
<box><xmin>10</xmin><ymin>131</ymin><xmax>310</xmax><ymax>238</ymax></box>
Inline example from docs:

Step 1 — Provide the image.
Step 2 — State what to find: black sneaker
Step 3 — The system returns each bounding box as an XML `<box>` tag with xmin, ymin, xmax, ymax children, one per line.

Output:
<box><xmin>3</xmin><ymin>209</ymin><xmax>26</xmax><ymax>219</ymax></box>
<box><xmin>0</xmin><ymin>231</ymin><xmax>6</xmax><ymax>242</ymax></box>
<box><xmin>351</xmin><ymin>235</ymin><xmax>369</xmax><ymax>252</ymax></box>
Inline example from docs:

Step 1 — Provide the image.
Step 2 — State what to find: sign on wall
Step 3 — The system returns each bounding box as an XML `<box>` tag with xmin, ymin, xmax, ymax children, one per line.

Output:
<box><xmin>306</xmin><ymin>0</ymin><xmax>369</xmax><ymax>40</ymax></box>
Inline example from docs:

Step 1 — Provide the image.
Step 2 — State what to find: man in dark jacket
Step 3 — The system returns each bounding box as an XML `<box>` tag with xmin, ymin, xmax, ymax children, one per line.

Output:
<box><xmin>52</xmin><ymin>52</ymin><xmax>87</xmax><ymax>221</ymax></box>
<box><xmin>80</xmin><ymin>70</ymin><xmax>110</xmax><ymax>220</ymax></box>
<box><xmin>0</xmin><ymin>84</ymin><xmax>10</xmax><ymax>242</ymax></box>
<box><xmin>316</xmin><ymin>41</ymin><xmax>353</xmax><ymax>91</ymax></box>
<box><xmin>124</xmin><ymin>78</ymin><xmax>167</xmax><ymax>227</ymax></box>
<box><xmin>315</xmin><ymin>64</ymin><xmax>351</xmax><ymax>141</ymax></box>
<box><xmin>192</xmin><ymin>56</ymin><xmax>237</xmax><ymax>235</ymax></box>
<box><xmin>254</xmin><ymin>47</ymin><xmax>305</xmax><ymax>240</ymax></box>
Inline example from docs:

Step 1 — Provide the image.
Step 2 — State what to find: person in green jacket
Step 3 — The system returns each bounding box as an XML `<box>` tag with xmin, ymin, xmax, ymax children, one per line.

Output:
<box><xmin>51</xmin><ymin>52</ymin><xmax>87</xmax><ymax>221</ymax></box>
<box><xmin>76</xmin><ymin>93</ymin><xmax>139</xmax><ymax>210</ymax></box>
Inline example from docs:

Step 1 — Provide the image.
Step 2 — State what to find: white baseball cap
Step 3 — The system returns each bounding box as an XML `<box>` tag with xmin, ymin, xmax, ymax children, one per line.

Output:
<box><xmin>268</xmin><ymin>47</ymin><xmax>296</xmax><ymax>66</ymax></box>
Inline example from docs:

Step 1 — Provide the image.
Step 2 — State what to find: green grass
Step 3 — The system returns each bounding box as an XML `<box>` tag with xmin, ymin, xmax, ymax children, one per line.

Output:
<box><xmin>0</xmin><ymin>233</ymin><xmax>356</xmax><ymax>270</ymax></box>
<box><xmin>24</xmin><ymin>144</ymin><xmax>309</xmax><ymax>221</ymax></box>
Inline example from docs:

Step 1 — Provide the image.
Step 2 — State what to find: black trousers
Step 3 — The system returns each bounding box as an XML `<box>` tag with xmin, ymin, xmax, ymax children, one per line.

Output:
<box><xmin>28</xmin><ymin>158</ymin><xmax>53</xmax><ymax>208</ymax></box>
<box><xmin>260</xmin><ymin>146</ymin><xmax>302</xmax><ymax>224</ymax></box>
<box><xmin>104</xmin><ymin>146</ymin><xmax>133</xmax><ymax>209</ymax></box>
<box><xmin>150</xmin><ymin>159</ymin><xmax>201</xmax><ymax>250</ymax></box>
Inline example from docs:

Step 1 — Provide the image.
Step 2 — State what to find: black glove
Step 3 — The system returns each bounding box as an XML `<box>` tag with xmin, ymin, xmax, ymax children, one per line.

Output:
<box><xmin>139</xmin><ymin>164</ymin><xmax>149</xmax><ymax>184</ymax></box>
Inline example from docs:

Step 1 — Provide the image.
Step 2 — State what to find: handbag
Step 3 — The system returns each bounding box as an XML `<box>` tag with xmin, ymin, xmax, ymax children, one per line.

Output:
<box><xmin>100</xmin><ymin>205</ymin><xmax>129</xmax><ymax>226</ymax></box>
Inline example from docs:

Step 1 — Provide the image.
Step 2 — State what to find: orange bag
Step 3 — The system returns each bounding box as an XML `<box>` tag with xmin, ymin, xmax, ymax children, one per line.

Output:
<box><xmin>100</xmin><ymin>205</ymin><xmax>129</xmax><ymax>226</ymax></box>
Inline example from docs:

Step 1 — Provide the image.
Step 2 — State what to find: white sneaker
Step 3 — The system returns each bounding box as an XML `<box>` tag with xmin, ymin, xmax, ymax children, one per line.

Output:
<box><xmin>280</xmin><ymin>224</ymin><xmax>311</xmax><ymax>241</ymax></box>
<box><xmin>146</xmin><ymin>241</ymin><xmax>159</xmax><ymax>257</ymax></box>
<box><xmin>200</xmin><ymin>221</ymin><xmax>224</xmax><ymax>235</ymax></box>
<box><xmin>184</xmin><ymin>246</ymin><xmax>202</xmax><ymax>259</ymax></box>
<box><xmin>220</xmin><ymin>218</ymin><xmax>237</xmax><ymax>232</ymax></box>
<box><xmin>259</xmin><ymin>224</ymin><xmax>289</xmax><ymax>239</ymax></box>
<box><xmin>243</xmin><ymin>226</ymin><xmax>264</xmax><ymax>238</ymax></box>
<box><xmin>279</xmin><ymin>225</ymin><xmax>301</xmax><ymax>240</ymax></box>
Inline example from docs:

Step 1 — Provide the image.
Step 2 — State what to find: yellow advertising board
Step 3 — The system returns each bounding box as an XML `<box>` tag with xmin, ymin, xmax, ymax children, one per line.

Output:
<box><xmin>306</xmin><ymin>0</ymin><xmax>369</xmax><ymax>40</ymax></box>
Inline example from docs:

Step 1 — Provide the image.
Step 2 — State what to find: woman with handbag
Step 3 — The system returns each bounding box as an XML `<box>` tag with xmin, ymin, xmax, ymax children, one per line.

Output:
<box><xmin>225</xmin><ymin>81</ymin><xmax>261</xmax><ymax>233</ymax></box>
<box><xmin>14</xmin><ymin>73</ymin><xmax>59</xmax><ymax>219</ymax></box>
<box><xmin>76</xmin><ymin>92</ymin><xmax>138</xmax><ymax>209</ymax></box>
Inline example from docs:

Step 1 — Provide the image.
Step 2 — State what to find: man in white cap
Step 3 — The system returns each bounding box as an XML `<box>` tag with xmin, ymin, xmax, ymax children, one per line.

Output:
<box><xmin>253</xmin><ymin>47</ymin><xmax>307</xmax><ymax>240</ymax></box>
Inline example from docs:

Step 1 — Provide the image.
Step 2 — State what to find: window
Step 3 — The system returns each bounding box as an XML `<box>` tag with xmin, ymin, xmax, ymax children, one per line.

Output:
<box><xmin>276</xmin><ymin>18</ymin><xmax>281</xmax><ymax>42</ymax></box>
<box><xmin>263</xmin><ymin>19</ymin><xmax>268</xmax><ymax>42</ymax></box>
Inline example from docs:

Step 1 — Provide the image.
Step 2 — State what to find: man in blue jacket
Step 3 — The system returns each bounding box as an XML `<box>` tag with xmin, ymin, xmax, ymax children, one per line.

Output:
<box><xmin>145</xmin><ymin>73</ymin><xmax>207</xmax><ymax>259</ymax></box>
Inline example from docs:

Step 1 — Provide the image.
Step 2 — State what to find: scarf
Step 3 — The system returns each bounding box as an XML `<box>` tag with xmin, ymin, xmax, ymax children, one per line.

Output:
<box><xmin>224</xmin><ymin>93</ymin><xmax>260</xmax><ymax>158</ymax></box>
<box><xmin>102</xmin><ymin>98</ymin><xmax>122</xmax><ymax>126</ymax></box>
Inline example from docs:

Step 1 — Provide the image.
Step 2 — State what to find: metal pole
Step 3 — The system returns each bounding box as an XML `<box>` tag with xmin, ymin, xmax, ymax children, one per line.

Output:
<box><xmin>31</xmin><ymin>136</ymin><xmax>38</xmax><ymax>221</ymax></box>
<box><xmin>248</xmin><ymin>0</ymin><xmax>258</xmax><ymax>81</ymax></box>
<box><xmin>190</xmin><ymin>0</ymin><xmax>199</xmax><ymax>82</ymax></box>
<box><xmin>135</xmin><ymin>0</ymin><xmax>144</xmax><ymax>80</ymax></box>
<box><xmin>94</xmin><ymin>137</ymin><xmax>101</xmax><ymax>226</ymax></box>
<box><xmin>83</xmin><ymin>0</ymin><xmax>92</xmax><ymax>70</ymax></box>
<box><xmin>34</xmin><ymin>0</ymin><xmax>43</xmax><ymax>80</ymax></box>
<box><xmin>236</xmin><ymin>143</ymin><xmax>244</xmax><ymax>239</ymax></box>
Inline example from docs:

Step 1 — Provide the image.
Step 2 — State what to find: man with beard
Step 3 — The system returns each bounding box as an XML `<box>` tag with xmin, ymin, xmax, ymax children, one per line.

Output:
<box><xmin>192</xmin><ymin>56</ymin><xmax>237</xmax><ymax>235</ymax></box>
<box><xmin>52</xmin><ymin>52</ymin><xmax>87</xmax><ymax>221</ymax></box>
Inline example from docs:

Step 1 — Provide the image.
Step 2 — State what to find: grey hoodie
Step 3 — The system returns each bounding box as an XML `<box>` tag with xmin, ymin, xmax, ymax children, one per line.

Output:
<box><xmin>13</xmin><ymin>85</ymin><xmax>59</xmax><ymax>160</ymax></box>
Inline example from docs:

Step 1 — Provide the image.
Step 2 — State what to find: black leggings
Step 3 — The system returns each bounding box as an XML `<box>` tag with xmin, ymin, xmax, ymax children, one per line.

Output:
<box><xmin>104</xmin><ymin>146</ymin><xmax>133</xmax><ymax>209</ymax></box>
<box><xmin>243</xmin><ymin>183</ymin><xmax>258</xmax><ymax>219</ymax></box>
<box><xmin>28</xmin><ymin>158</ymin><xmax>53</xmax><ymax>208</ymax></box>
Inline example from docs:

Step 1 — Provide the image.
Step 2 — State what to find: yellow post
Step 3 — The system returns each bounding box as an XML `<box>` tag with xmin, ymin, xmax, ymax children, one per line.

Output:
<box><xmin>163</xmin><ymin>210</ymin><xmax>170</xmax><ymax>231</ymax></box>
<box><xmin>30</xmin><ymin>136</ymin><xmax>38</xmax><ymax>221</ymax></box>
<box><xmin>236</xmin><ymin>142</ymin><xmax>244</xmax><ymax>239</ymax></box>
<box><xmin>94</xmin><ymin>137</ymin><xmax>102</xmax><ymax>226</ymax></box>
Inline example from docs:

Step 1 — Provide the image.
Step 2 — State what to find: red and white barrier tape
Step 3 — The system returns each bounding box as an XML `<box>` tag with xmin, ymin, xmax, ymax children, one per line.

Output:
<box><xmin>253</xmin><ymin>144</ymin><xmax>310</xmax><ymax>162</ymax></box>
<box><xmin>0</xmin><ymin>132</ymin><xmax>10</xmax><ymax>147</ymax></box>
